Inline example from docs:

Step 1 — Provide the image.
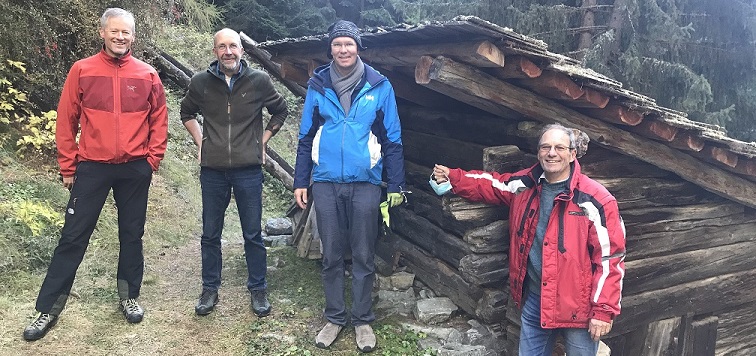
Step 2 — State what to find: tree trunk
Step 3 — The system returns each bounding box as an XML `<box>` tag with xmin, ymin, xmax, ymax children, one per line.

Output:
<box><xmin>577</xmin><ymin>0</ymin><xmax>598</xmax><ymax>59</ymax></box>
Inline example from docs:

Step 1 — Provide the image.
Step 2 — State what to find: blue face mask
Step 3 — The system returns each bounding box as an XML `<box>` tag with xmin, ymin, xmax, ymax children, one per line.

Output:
<box><xmin>428</xmin><ymin>174</ymin><xmax>452</xmax><ymax>196</ymax></box>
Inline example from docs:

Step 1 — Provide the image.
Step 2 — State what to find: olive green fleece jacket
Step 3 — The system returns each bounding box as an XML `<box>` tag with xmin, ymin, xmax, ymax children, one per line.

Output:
<box><xmin>180</xmin><ymin>60</ymin><xmax>288</xmax><ymax>169</ymax></box>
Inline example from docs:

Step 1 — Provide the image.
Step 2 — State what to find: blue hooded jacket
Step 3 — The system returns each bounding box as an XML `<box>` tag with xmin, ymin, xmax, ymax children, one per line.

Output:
<box><xmin>293</xmin><ymin>61</ymin><xmax>405</xmax><ymax>192</ymax></box>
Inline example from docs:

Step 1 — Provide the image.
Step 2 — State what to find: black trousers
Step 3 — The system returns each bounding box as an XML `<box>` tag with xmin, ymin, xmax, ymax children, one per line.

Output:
<box><xmin>35</xmin><ymin>159</ymin><xmax>153</xmax><ymax>315</ymax></box>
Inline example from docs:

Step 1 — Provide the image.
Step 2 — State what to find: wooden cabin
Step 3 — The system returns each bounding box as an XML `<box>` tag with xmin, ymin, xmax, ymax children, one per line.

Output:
<box><xmin>240</xmin><ymin>16</ymin><xmax>756</xmax><ymax>355</ymax></box>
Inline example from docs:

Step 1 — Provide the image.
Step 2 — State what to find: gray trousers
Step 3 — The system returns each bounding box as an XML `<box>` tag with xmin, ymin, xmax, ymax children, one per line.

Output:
<box><xmin>312</xmin><ymin>182</ymin><xmax>381</xmax><ymax>326</ymax></box>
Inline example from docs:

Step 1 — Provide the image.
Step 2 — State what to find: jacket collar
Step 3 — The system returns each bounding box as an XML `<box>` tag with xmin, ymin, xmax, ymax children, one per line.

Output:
<box><xmin>98</xmin><ymin>47</ymin><xmax>132</xmax><ymax>67</ymax></box>
<box><xmin>207</xmin><ymin>59</ymin><xmax>248</xmax><ymax>80</ymax></box>
<box><xmin>530</xmin><ymin>159</ymin><xmax>582</xmax><ymax>194</ymax></box>
<box><xmin>308</xmin><ymin>59</ymin><xmax>385</xmax><ymax>94</ymax></box>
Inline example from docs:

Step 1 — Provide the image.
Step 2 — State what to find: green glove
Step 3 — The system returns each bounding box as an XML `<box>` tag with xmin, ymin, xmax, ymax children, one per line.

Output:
<box><xmin>387</xmin><ymin>192</ymin><xmax>404</xmax><ymax>208</ymax></box>
<box><xmin>379</xmin><ymin>200</ymin><xmax>391</xmax><ymax>236</ymax></box>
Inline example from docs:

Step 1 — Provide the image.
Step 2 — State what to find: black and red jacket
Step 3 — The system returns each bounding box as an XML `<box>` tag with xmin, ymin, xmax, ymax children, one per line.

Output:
<box><xmin>447</xmin><ymin>159</ymin><xmax>626</xmax><ymax>328</ymax></box>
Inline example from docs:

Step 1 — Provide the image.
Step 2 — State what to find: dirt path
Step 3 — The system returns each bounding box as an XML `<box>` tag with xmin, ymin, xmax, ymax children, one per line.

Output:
<box><xmin>1</xmin><ymin>233</ymin><xmax>277</xmax><ymax>356</ymax></box>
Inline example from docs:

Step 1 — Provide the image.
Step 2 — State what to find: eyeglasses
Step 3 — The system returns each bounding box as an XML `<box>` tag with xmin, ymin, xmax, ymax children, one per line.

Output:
<box><xmin>538</xmin><ymin>145</ymin><xmax>574</xmax><ymax>153</ymax></box>
<box><xmin>215</xmin><ymin>43</ymin><xmax>240</xmax><ymax>51</ymax></box>
<box><xmin>331</xmin><ymin>42</ymin><xmax>356</xmax><ymax>49</ymax></box>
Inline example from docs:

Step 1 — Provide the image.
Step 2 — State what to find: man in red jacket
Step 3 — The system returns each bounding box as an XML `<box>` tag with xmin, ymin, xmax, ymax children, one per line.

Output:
<box><xmin>432</xmin><ymin>124</ymin><xmax>625</xmax><ymax>355</ymax></box>
<box><xmin>23</xmin><ymin>7</ymin><xmax>168</xmax><ymax>341</ymax></box>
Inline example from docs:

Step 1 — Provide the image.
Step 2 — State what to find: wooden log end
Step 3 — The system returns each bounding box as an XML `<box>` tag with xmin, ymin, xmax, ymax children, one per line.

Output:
<box><xmin>415</xmin><ymin>55</ymin><xmax>435</xmax><ymax>84</ymax></box>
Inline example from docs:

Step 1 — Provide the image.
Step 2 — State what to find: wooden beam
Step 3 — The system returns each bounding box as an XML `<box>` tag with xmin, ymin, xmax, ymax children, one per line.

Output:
<box><xmin>631</xmin><ymin>119</ymin><xmax>679</xmax><ymax>142</ymax></box>
<box><xmin>414</xmin><ymin>56</ymin><xmax>523</xmax><ymax>120</ymax></box>
<box><xmin>362</xmin><ymin>40</ymin><xmax>505</xmax><ymax>68</ymax></box>
<box><xmin>701</xmin><ymin>145</ymin><xmax>739</xmax><ymax>168</ymax></box>
<box><xmin>380</xmin><ymin>68</ymin><xmax>466</xmax><ymax>110</ymax></box>
<box><xmin>615</xmin><ymin>269</ymin><xmax>756</xmax><ymax>335</ymax></box>
<box><xmin>279</xmin><ymin>61</ymin><xmax>310</xmax><ymax>86</ymax></box>
<box><xmin>519</xmin><ymin>70</ymin><xmax>584</xmax><ymax>101</ymax></box>
<box><xmin>669</xmin><ymin>130</ymin><xmax>705</xmax><ymax>152</ymax></box>
<box><xmin>491</xmin><ymin>55</ymin><xmax>542</xmax><ymax>79</ymax></box>
<box><xmin>582</xmin><ymin>102</ymin><xmax>644</xmax><ymax>126</ymax></box>
<box><xmin>572</xmin><ymin>86</ymin><xmax>611</xmax><ymax>109</ymax></box>
<box><xmin>239</xmin><ymin>32</ymin><xmax>307</xmax><ymax>98</ymax></box>
<box><xmin>623</xmin><ymin>240</ymin><xmax>756</xmax><ymax>295</ymax></box>
<box><xmin>414</xmin><ymin>55</ymin><xmax>756</xmax><ymax>209</ymax></box>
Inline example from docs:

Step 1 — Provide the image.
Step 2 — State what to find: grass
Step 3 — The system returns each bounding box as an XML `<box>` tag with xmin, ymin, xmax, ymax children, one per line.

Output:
<box><xmin>0</xmin><ymin>84</ymin><xmax>435</xmax><ymax>355</ymax></box>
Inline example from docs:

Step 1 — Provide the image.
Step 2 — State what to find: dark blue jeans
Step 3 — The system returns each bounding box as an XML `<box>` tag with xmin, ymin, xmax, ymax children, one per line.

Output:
<box><xmin>312</xmin><ymin>182</ymin><xmax>381</xmax><ymax>326</ymax></box>
<box><xmin>200</xmin><ymin>165</ymin><xmax>266</xmax><ymax>292</ymax></box>
<box><xmin>519</xmin><ymin>290</ymin><xmax>599</xmax><ymax>356</ymax></box>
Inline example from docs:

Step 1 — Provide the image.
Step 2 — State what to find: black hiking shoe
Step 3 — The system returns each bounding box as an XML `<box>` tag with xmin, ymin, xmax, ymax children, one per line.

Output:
<box><xmin>120</xmin><ymin>298</ymin><xmax>144</xmax><ymax>323</ymax></box>
<box><xmin>195</xmin><ymin>289</ymin><xmax>219</xmax><ymax>315</ymax></box>
<box><xmin>23</xmin><ymin>312</ymin><xmax>58</xmax><ymax>341</ymax></box>
<box><xmin>251</xmin><ymin>289</ymin><xmax>271</xmax><ymax>317</ymax></box>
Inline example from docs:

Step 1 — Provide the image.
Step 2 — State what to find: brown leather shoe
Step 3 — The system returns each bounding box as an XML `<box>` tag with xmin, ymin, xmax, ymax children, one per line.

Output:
<box><xmin>355</xmin><ymin>324</ymin><xmax>376</xmax><ymax>353</ymax></box>
<box><xmin>315</xmin><ymin>322</ymin><xmax>343</xmax><ymax>349</ymax></box>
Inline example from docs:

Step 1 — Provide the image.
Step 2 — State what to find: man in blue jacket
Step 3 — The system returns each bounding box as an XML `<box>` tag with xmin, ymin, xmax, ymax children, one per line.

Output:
<box><xmin>293</xmin><ymin>20</ymin><xmax>406</xmax><ymax>353</ymax></box>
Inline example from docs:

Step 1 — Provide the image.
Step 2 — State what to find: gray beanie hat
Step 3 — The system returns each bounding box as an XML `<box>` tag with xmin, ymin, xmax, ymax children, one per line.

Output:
<box><xmin>327</xmin><ymin>20</ymin><xmax>366</xmax><ymax>58</ymax></box>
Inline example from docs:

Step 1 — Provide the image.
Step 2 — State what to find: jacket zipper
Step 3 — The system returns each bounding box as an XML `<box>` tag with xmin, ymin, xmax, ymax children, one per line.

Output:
<box><xmin>114</xmin><ymin>61</ymin><xmax>121</xmax><ymax>161</ymax></box>
<box><xmin>557</xmin><ymin>201</ymin><xmax>567</xmax><ymax>253</ymax></box>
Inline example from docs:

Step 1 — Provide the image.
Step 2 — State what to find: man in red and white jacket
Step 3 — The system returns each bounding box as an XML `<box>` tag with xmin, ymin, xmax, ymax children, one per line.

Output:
<box><xmin>23</xmin><ymin>7</ymin><xmax>168</xmax><ymax>341</ymax></box>
<box><xmin>432</xmin><ymin>124</ymin><xmax>625</xmax><ymax>355</ymax></box>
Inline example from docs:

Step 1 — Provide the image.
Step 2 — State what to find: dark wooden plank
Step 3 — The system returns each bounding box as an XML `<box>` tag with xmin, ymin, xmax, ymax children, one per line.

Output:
<box><xmin>442</xmin><ymin>195</ymin><xmax>507</xmax><ymax>225</ymax></box>
<box><xmin>458</xmin><ymin>253</ymin><xmax>508</xmax><ymax>286</ymax></box>
<box><xmin>682</xmin><ymin>316</ymin><xmax>717</xmax><ymax>356</ymax></box>
<box><xmin>642</xmin><ymin>317</ymin><xmax>681</xmax><ymax>356</ymax></box>
<box><xmin>614</xmin><ymin>269</ymin><xmax>756</xmax><ymax>335</ymax></box>
<box><xmin>626</xmin><ymin>222</ymin><xmax>756</xmax><ymax>260</ymax></box>
<box><xmin>624</xmin><ymin>241</ymin><xmax>756</xmax><ymax>295</ymax></box>
<box><xmin>595</xmin><ymin>177</ymin><xmax>715</xmax><ymax>210</ymax></box>
<box><xmin>463</xmin><ymin>220</ymin><xmax>509</xmax><ymax>253</ymax></box>
<box><xmin>716</xmin><ymin>305</ymin><xmax>756</xmax><ymax>355</ymax></box>
<box><xmin>622</xmin><ymin>201</ymin><xmax>752</xmax><ymax>234</ymax></box>
<box><xmin>392</xmin><ymin>209</ymin><xmax>473</xmax><ymax>268</ymax></box>
<box><xmin>483</xmin><ymin>145</ymin><xmax>528</xmax><ymax>174</ymax></box>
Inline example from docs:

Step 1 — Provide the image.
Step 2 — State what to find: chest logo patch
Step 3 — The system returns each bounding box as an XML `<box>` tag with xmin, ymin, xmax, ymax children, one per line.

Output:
<box><xmin>568</xmin><ymin>211</ymin><xmax>586</xmax><ymax>216</ymax></box>
<box><xmin>365</xmin><ymin>95</ymin><xmax>374</xmax><ymax>101</ymax></box>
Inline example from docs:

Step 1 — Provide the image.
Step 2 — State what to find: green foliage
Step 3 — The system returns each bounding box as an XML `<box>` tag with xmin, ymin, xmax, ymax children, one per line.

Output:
<box><xmin>0</xmin><ymin>174</ymin><xmax>67</xmax><ymax>272</ymax></box>
<box><xmin>375</xmin><ymin>324</ymin><xmax>436</xmax><ymax>355</ymax></box>
<box><xmin>222</xmin><ymin>0</ymin><xmax>335</xmax><ymax>40</ymax></box>
<box><xmin>0</xmin><ymin>59</ymin><xmax>58</xmax><ymax>155</ymax></box>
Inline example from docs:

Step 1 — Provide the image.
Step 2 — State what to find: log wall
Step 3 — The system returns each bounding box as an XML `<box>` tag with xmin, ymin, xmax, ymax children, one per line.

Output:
<box><xmin>388</xmin><ymin>103</ymin><xmax>756</xmax><ymax>356</ymax></box>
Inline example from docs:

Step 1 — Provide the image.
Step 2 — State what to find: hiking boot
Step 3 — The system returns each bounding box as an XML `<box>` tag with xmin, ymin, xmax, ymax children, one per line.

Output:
<box><xmin>195</xmin><ymin>289</ymin><xmax>219</xmax><ymax>316</ymax></box>
<box><xmin>251</xmin><ymin>289</ymin><xmax>271</xmax><ymax>317</ymax></box>
<box><xmin>315</xmin><ymin>322</ymin><xmax>343</xmax><ymax>349</ymax></box>
<box><xmin>355</xmin><ymin>324</ymin><xmax>376</xmax><ymax>353</ymax></box>
<box><xmin>120</xmin><ymin>298</ymin><xmax>144</xmax><ymax>323</ymax></box>
<box><xmin>23</xmin><ymin>312</ymin><xmax>58</xmax><ymax>341</ymax></box>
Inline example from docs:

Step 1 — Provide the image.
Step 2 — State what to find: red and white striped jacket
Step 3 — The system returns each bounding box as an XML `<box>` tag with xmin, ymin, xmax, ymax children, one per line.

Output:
<box><xmin>447</xmin><ymin>159</ymin><xmax>626</xmax><ymax>328</ymax></box>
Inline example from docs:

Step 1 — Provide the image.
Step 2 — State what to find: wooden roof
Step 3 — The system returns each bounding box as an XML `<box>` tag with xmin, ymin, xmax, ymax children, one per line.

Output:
<box><xmin>246</xmin><ymin>16</ymin><xmax>756</xmax><ymax>208</ymax></box>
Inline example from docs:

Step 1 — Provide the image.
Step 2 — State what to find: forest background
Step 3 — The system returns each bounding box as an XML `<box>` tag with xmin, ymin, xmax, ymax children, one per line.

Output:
<box><xmin>0</xmin><ymin>0</ymin><xmax>754</xmax><ymax>354</ymax></box>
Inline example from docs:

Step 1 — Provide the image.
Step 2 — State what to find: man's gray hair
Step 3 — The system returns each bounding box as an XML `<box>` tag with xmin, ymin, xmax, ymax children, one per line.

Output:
<box><xmin>538</xmin><ymin>123</ymin><xmax>576</xmax><ymax>149</ymax></box>
<box><xmin>100</xmin><ymin>8</ymin><xmax>135</xmax><ymax>32</ymax></box>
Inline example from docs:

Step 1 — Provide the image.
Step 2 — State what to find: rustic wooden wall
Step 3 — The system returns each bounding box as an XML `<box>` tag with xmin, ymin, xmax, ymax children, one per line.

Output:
<box><xmin>384</xmin><ymin>102</ymin><xmax>756</xmax><ymax>356</ymax></box>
